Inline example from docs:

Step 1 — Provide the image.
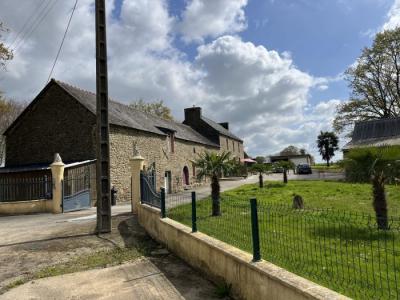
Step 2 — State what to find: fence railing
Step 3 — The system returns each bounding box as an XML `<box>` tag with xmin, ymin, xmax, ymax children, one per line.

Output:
<box><xmin>159</xmin><ymin>192</ymin><xmax>400</xmax><ymax>300</ymax></box>
<box><xmin>0</xmin><ymin>176</ymin><xmax>52</xmax><ymax>202</ymax></box>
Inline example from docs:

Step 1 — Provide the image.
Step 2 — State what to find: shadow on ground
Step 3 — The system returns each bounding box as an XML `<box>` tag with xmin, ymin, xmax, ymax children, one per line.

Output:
<box><xmin>117</xmin><ymin>215</ymin><xmax>229</xmax><ymax>300</ymax></box>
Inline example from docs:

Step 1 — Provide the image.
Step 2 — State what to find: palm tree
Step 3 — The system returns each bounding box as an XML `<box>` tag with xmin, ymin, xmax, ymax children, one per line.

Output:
<box><xmin>317</xmin><ymin>131</ymin><xmax>339</xmax><ymax>167</ymax></box>
<box><xmin>345</xmin><ymin>146</ymin><xmax>400</xmax><ymax>230</ymax></box>
<box><xmin>194</xmin><ymin>151</ymin><xmax>233</xmax><ymax>216</ymax></box>
<box><xmin>250</xmin><ymin>163</ymin><xmax>270</xmax><ymax>188</ymax></box>
<box><xmin>276</xmin><ymin>161</ymin><xmax>295</xmax><ymax>184</ymax></box>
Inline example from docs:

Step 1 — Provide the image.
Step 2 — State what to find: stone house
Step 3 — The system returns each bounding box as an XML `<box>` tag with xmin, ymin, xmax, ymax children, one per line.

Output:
<box><xmin>2</xmin><ymin>79</ymin><xmax>244</xmax><ymax>202</ymax></box>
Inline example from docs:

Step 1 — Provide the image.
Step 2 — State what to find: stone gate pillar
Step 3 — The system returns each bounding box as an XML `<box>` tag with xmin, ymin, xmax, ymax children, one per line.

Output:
<box><xmin>51</xmin><ymin>153</ymin><xmax>65</xmax><ymax>214</ymax></box>
<box><xmin>130</xmin><ymin>155</ymin><xmax>145</xmax><ymax>214</ymax></box>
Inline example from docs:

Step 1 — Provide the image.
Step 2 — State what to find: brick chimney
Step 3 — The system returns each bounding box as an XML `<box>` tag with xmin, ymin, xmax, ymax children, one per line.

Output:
<box><xmin>184</xmin><ymin>107</ymin><xmax>202</xmax><ymax>123</ymax></box>
<box><xmin>219</xmin><ymin>122</ymin><xmax>229</xmax><ymax>130</ymax></box>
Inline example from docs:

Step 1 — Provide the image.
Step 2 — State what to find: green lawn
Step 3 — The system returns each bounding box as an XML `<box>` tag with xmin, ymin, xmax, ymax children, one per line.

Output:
<box><xmin>168</xmin><ymin>180</ymin><xmax>400</xmax><ymax>300</ymax></box>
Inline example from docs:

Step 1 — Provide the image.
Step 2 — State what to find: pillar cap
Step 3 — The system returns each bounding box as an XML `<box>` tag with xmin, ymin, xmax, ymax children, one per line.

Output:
<box><xmin>131</xmin><ymin>155</ymin><xmax>145</xmax><ymax>161</ymax></box>
<box><xmin>51</xmin><ymin>153</ymin><xmax>65</xmax><ymax>167</ymax></box>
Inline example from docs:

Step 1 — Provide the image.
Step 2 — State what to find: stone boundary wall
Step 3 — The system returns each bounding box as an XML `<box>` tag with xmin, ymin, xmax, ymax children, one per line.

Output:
<box><xmin>138</xmin><ymin>204</ymin><xmax>350</xmax><ymax>300</ymax></box>
<box><xmin>0</xmin><ymin>199</ymin><xmax>52</xmax><ymax>215</ymax></box>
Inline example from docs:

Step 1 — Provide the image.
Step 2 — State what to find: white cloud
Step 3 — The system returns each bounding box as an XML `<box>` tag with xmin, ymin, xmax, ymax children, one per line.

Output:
<box><xmin>382</xmin><ymin>0</ymin><xmax>400</xmax><ymax>30</ymax></box>
<box><xmin>179</xmin><ymin>0</ymin><xmax>248</xmax><ymax>43</ymax></box>
<box><xmin>0</xmin><ymin>0</ymin><xmax>342</xmax><ymax>161</ymax></box>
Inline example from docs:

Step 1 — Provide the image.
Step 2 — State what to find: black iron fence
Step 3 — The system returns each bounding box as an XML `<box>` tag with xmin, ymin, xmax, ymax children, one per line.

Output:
<box><xmin>160</xmin><ymin>193</ymin><xmax>400</xmax><ymax>300</ymax></box>
<box><xmin>0</xmin><ymin>176</ymin><xmax>52</xmax><ymax>202</ymax></box>
<box><xmin>140</xmin><ymin>169</ymin><xmax>161</xmax><ymax>208</ymax></box>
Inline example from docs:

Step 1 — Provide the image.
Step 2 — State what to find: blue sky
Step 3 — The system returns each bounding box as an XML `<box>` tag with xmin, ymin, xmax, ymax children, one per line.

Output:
<box><xmin>1</xmin><ymin>0</ymin><xmax>399</xmax><ymax>159</ymax></box>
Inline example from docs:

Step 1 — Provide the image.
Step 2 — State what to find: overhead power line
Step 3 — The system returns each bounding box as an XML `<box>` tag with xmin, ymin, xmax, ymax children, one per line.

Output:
<box><xmin>9</xmin><ymin>0</ymin><xmax>47</xmax><ymax>48</ymax></box>
<box><xmin>13</xmin><ymin>0</ymin><xmax>60</xmax><ymax>54</ymax></box>
<box><xmin>46</xmin><ymin>0</ymin><xmax>79</xmax><ymax>83</ymax></box>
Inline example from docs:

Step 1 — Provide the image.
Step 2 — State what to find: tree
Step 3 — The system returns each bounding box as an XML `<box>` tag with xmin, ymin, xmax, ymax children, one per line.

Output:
<box><xmin>194</xmin><ymin>151</ymin><xmax>233</xmax><ymax>216</ymax></box>
<box><xmin>250</xmin><ymin>163</ymin><xmax>270</xmax><ymax>188</ymax></box>
<box><xmin>129</xmin><ymin>99</ymin><xmax>174</xmax><ymax>121</ymax></box>
<box><xmin>317</xmin><ymin>131</ymin><xmax>339</xmax><ymax>167</ymax></box>
<box><xmin>280</xmin><ymin>145</ymin><xmax>300</xmax><ymax>156</ymax></box>
<box><xmin>344</xmin><ymin>146</ymin><xmax>400</xmax><ymax>230</ymax></box>
<box><xmin>254</xmin><ymin>156</ymin><xmax>266</xmax><ymax>164</ymax></box>
<box><xmin>333</xmin><ymin>28</ymin><xmax>400</xmax><ymax>134</ymax></box>
<box><xmin>0</xmin><ymin>97</ymin><xmax>25</xmax><ymax>165</ymax></box>
<box><xmin>0</xmin><ymin>22</ymin><xmax>13</xmax><ymax>69</ymax></box>
<box><xmin>275</xmin><ymin>161</ymin><xmax>295</xmax><ymax>184</ymax></box>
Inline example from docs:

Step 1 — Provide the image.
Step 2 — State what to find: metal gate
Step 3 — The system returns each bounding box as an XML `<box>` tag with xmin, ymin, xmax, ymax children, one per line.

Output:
<box><xmin>140</xmin><ymin>169</ymin><xmax>161</xmax><ymax>208</ymax></box>
<box><xmin>63</xmin><ymin>166</ymin><xmax>91</xmax><ymax>212</ymax></box>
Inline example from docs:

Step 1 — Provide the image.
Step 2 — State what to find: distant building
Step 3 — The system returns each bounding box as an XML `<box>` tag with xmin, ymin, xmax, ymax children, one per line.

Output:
<box><xmin>268</xmin><ymin>154</ymin><xmax>313</xmax><ymax>167</ymax></box>
<box><xmin>343</xmin><ymin>117</ymin><xmax>400</xmax><ymax>154</ymax></box>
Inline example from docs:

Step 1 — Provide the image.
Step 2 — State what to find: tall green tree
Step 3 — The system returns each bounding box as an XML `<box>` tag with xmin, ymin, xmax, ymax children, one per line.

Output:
<box><xmin>344</xmin><ymin>147</ymin><xmax>400</xmax><ymax>230</ymax></box>
<box><xmin>280</xmin><ymin>145</ymin><xmax>300</xmax><ymax>156</ymax></box>
<box><xmin>0</xmin><ymin>22</ymin><xmax>13</xmax><ymax>70</ymax></box>
<box><xmin>129</xmin><ymin>99</ymin><xmax>174</xmax><ymax>121</ymax></box>
<box><xmin>194</xmin><ymin>151</ymin><xmax>233</xmax><ymax>216</ymax></box>
<box><xmin>317</xmin><ymin>131</ymin><xmax>339</xmax><ymax>167</ymax></box>
<box><xmin>333</xmin><ymin>28</ymin><xmax>400</xmax><ymax>134</ymax></box>
<box><xmin>254</xmin><ymin>156</ymin><xmax>266</xmax><ymax>164</ymax></box>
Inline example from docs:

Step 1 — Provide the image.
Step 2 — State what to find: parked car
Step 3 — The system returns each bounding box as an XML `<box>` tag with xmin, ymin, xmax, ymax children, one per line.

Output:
<box><xmin>296</xmin><ymin>164</ymin><xmax>312</xmax><ymax>174</ymax></box>
<box><xmin>272</xmin><ymin>165</ymin><xmax>284</xmax><ymax>173</ymax></box>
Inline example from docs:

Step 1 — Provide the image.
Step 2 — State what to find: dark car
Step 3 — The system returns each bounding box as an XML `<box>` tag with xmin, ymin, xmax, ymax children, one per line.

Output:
<box><xmin>296</xmin><ymin>164</ymin><xmax>312</xmax><ymax>175</ymax></box>
<box><xmin>272</xmin><ymin>165</ymin><xmax>284</xmax><ymax>173</ymax></box>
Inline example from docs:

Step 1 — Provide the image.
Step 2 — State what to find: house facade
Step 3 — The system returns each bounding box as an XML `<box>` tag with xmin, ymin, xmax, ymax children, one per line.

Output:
<box><xmin>2</xmin><ymin>80</ymin><xmax>244</xmax><ymax>202</ymax></box>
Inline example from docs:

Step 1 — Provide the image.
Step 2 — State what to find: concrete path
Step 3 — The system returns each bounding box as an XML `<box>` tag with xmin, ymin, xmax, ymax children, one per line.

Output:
<box><xmin>0</xmin><ymin>205</ymin><xmax>132</xmax><ymax>246</ymax></box>
<box><xmin>0</xmin><ymin>259</ymin><xmax>185</xmax><ymax>300</ymax></box>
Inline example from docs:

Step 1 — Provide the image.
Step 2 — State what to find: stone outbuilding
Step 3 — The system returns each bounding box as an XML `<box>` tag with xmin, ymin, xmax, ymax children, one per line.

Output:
<box><xmin>2</xmin><ymin>79</ymin><xmax>244</xmax><ymax>202</ymax></box>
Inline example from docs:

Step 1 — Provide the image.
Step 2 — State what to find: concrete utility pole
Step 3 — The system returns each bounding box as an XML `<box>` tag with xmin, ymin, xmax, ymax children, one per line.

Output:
<box><xmin>95</xmin><ymin>0</ymin><xmax>111</xmax><ymax>233</ymax></box>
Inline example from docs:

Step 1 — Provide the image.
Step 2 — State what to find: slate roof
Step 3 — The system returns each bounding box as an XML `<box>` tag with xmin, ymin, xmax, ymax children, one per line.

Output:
<box><xmin>55</xmin><ymin>80</ymin><xmax>219</xmax><ymax>148</ymax></box>
<box><xmin>201</xmin><ymin>116</ymin><xmax>242</xmax><ymax>142</ymax></box>
<box><xmin>343</xmin><ymin>117</ymin><xmax>400</xmax><ymax>150</ymax></box>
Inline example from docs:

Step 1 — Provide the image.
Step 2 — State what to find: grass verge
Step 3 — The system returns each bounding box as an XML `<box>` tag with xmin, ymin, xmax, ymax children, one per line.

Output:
<box><xmin>168</xmin><ymin>180</ymin><xmax>400</xmax><ymax>300</ymax></box>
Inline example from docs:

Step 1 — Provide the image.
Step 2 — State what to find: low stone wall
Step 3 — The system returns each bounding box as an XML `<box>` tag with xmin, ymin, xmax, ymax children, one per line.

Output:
<box><xmin>0</xmin><ymin>199</ymin><xmax>53</xmax><ymax>215</ymax></box>
<box><xmin>138</xmin><ymin>204</ymin><xmax>349</xmax><ymax>300</ymax></box>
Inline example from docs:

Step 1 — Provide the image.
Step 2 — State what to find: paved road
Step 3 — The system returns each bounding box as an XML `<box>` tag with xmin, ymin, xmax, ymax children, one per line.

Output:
<box><xmin>0</xmin><ymin>205</ymin><xmax>131</xmax><ymax>247</ymax></box>
<box><xmin>264</xmin><ymin>170</ymin><xmax>344</xmax><ymax>182</ymax></box>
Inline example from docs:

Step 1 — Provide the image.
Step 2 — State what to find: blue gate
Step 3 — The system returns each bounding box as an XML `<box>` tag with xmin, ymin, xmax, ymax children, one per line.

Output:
<box><xmin>140</xmin><ymin>169</ymin><xmax>161</xmax><ymax>208</ymax></box>
<box><xmin>63</xmin><ymin>169</ymin><xmax>91</xmax><ymax>212</ymax></box>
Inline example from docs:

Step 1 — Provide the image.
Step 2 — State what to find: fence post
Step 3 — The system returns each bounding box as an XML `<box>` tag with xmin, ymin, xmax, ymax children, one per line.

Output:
<box><xmin>250</xmin><ymin>198</ymin><xmax>261</xmax><ymax>261</ymax></box>
<box><xmin>191</xmin><ymin>191</ymin><xmax>197</xmax><ymax>232</ymax></box>
<box><xmin>160</xmin><ymin>187</ymin><xmax>166</xmax><ymax>218</ymax></box>
<box><xmin>50</xmin><ymin>153</ymin><xmax>65</xmax><ymax>214</ymax></box>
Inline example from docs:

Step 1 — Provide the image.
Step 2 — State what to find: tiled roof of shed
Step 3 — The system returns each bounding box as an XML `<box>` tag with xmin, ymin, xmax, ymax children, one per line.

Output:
<box><xmin>352</xmin><ymin>117</ymin><xmax>400</xmax><ymax>141</ymax></box>
<box><xmin>55</xmin><ymin>80</ymin><xmax>219</xmax><ymax>148</ymax></box>
<box><xmin>343</xmin><ymin>117</ymin><xmax>400</xmax><ymax>150</ymax></box>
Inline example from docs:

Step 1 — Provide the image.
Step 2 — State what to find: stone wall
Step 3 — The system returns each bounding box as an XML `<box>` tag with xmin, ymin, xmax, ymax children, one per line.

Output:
<box><xmin>5</xmin><ymin>84</ymin><xmax>96</xmax><ymax>166</ymax></box>
<box><xmin>219</xmin><ymin>135</ymin><xmax>244</xmax><ymax>160</ymax></box>
<box><xmin>109</xmin><ymin>126</ymin><xmax>218</xmax><ymax>202</ymax></box>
